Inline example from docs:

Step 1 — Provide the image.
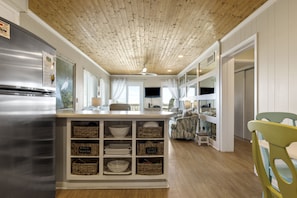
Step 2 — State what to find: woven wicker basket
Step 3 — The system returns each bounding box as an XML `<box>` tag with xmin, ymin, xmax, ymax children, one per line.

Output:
<box><xmin>137</xmin><ymin>141</ymin><xmax>164</xmax><ymax>155</ymax></box>
<box><xmin>71</xmin><ymin>142</ymin><xmax>99</xmax><ymax>156</ymax></box>
<box><xmin>137</xmin><ymin>127</ymin><xmax>162</xmax><ymax>138</ymax></box>
<box><xmin>72</xmin><ymin>126</ymin><xmax>99</xmax><ymax>138</ymax></box>
<box><xmin>72</xmin><ymin>159</ymin><xmax>98</xmax><ymax>175</ymax></box>
<box><xmin>137</xmin><ymin>159</ymin><xmax>163</xmax><ymax>175</ymax></box>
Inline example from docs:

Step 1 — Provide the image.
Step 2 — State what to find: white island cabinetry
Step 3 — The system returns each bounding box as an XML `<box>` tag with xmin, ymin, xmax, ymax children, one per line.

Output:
<box><xmin>57</xmin><ymin>110</ymin><xmax>173</xmax><ymax>189</ymax></box>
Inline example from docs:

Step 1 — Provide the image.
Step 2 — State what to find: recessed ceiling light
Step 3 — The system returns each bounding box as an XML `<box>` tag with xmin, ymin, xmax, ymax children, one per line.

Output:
<box><xmin>178</xmin><ymin>55</ymin><xmax>183</xmax><ymax>58</ymax></box>
<box><xmin>167</xmin><ymin>69</ymin><xmax>172</xmax><ymax>72</ymax></box>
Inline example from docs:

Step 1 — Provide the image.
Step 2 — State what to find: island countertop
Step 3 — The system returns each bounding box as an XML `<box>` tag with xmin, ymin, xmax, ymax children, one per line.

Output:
<box><xmin>56</xmin><ymin>110</ymin><xmax>176</xmax><ymax>119</ymax></box>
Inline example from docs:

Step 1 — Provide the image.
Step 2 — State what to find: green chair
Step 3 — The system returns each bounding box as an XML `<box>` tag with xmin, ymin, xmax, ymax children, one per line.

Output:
<box><xmin>256</xmin><ymin>112</ymin><xmax>297</xmax><ymax>127</ymax></box>
<box><xmin>168</xmin><ymin>98</ymin><xmax>177</xmax><ymax>112</ymax></box>
<box><xmin>256</xmin><ymin>112</ymin><xmax>297</xmax><ymax>185</ymax></box>
<box><xmin>248</xmin><ymin>120</ymin><xmax>297</xmax><ymax>198</ymax></box>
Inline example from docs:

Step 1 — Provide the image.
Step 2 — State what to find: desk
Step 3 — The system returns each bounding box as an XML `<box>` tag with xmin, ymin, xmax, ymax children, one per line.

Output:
<box><xmin>259</xmin><ymin>140</ymin><xmax>297</xmax><ymax>159</ymax></box>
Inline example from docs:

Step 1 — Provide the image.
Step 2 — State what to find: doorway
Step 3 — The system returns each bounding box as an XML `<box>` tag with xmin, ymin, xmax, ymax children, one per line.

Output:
<box><xmin>220</xmin><ymin>34</ymin><xmax>258</xmax><ymax>152</ymax></box>
<box><xmin>234</xmin><ymin>49</ymin><xmax>254</xmax><ymax>141</ymax></box>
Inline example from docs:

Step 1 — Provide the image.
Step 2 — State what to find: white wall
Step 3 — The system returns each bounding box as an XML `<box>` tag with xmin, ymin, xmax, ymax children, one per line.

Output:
<box><xmin>221</xmin><ymin>0</ymin><xmax>297</xmax><ymax>114</ymax></box>
<box><xmin>0</xmin><ymin>0</ymin><xmax>19</xmax><ymax>24</ymax></box>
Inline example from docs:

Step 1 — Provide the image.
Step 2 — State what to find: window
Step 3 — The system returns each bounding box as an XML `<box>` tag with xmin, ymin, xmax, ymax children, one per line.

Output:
<box><xmin>56</xmin><ymin>56</ymin><xmax>75</xmax><ymax>110</ymax></box>
<box><xmin>83</xmin><ymin>69</ymin><xmax>100</xmax><ymax>107</ymax></box>
<box><xmin>117</xmin><ymin>82</ymin><xmax>143</xmax><ymax>111</ymax></box>
<box><xmin>162</xmin><ymin>87</ymin><xmax>173</xmax><ymax>110</ymax></box>
<box><xmin>187</xmin><ymin>84</ymin><xmax>197</xmax><ymax>98</ymax></box>
<box><xmin>99</xmin><ymin>78</ymin><xmax>105</xmax><ymax>105</ymax></box>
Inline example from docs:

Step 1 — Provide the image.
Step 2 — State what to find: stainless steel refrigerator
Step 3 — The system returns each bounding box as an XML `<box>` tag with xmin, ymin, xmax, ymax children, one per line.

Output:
<box><xmin>0</xmin><ymin>17</ymin><xmax>56</xmax><ymax>197</ymax></box>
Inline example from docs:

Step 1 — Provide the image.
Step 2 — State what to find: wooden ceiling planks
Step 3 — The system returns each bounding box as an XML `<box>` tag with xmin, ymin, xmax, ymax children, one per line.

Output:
<box><xmin>29</xmin><ymin>0</ymin><xmax>266</xmax><ymax>75</ymax></box>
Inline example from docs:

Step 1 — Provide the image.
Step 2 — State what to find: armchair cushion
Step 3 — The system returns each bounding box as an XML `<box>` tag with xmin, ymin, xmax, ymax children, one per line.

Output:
<box><xmin>182</xmin><ymin>109</ymin><xmax>192</xmax><ymax>117</ymax></box>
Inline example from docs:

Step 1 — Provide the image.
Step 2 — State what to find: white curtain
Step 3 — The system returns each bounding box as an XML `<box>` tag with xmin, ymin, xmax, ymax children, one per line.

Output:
<box><xmin>83</xmin><ymin>69</ymin><xmax>99</xmax><ymax>107</ymax></box>
<box><xmin>100</xmin><ymin>78</ymin><xmax>105</xmax><ymax>105</ymax></box>
<box><xmin>111</xmin><ymin>78</ymin><xmax>126</xmax><ymax>102</ymax></box>
<box><xmin>165</xmin><ymin>79</ymin><xmax>179</xmax><ymax>107</ymax></box>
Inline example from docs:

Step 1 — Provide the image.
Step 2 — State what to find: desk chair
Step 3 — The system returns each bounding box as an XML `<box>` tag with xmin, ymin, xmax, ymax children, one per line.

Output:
<box><xmin>195</xmin><ymin>114</ymin><xmax>210</xmax><ymax>146</ymax></box>
<box><xmin>248</xmin><ymin>120</ymin><xmax>297</xmax><ymax>198</ymax></box>
<box><xmin>256</xmin><ymin>112</ymin><xmax>297</xmax><ymax>188</ymax></box>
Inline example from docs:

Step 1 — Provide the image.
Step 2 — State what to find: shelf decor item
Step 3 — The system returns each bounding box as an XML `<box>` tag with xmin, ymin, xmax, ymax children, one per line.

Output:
<box><xmin>137</xmin><ymin>126</ymin><xmax>162</xmax><ymax>138</ymax></box>
<box><xmin>107</xmin><ymin>160</ymin><xmax>129</xmax><ymax>173</ymax></box>
<box><xmin>137</xmin><ymin>158</ymin><xmax>163</xmax><ymax>175</ymax></box>
<box><xmin>72</xmin><ymin>126</ymin><xmax>99</xmax><ymax>138</ymax></box>
<box><xmin>72</xmin><ymin>159</ymin><xmax>99</xmax><ymax>175</ymax></box>
<box><xmin>109</xmin><ymin>125</ymin><xmax>130</xmax><ymax>138</ymax></box>
<box><xmin>104</xmin><ymin>144</ymin><xmax>131</xmax><ymax>155</ymax></box>
<box><xmin>71</xmin><ymin>141</ymin><xmax>99</xmax><ymax>156</ymax></box>
<box><xmin>137</xmin><ymin>141</ymin><xmax>164</xmax><ymax>155</ymax></box>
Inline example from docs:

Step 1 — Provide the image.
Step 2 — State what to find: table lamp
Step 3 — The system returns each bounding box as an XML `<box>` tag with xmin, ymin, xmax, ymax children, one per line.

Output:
<box><xmin>184</xmin><ymin>100</ymin><xmax>192</xmax><ymax>109</ymax></box>
<box><xmin>92</xmin><ymin>97</ymin><xmax>101</xmax><ymax>110</ymax></box>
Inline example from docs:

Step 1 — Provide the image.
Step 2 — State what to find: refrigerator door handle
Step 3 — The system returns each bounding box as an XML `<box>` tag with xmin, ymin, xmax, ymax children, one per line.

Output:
<box><xmin>0</xmin><ymin>85</ymin><xmax>55</xmax><ymax>96</ymax></box>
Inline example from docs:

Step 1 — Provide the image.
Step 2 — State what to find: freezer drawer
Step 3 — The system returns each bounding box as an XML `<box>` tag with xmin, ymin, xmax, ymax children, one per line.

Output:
<box><xmin>0</xmin><ymin>93</ymin><xmax>56</xmax><ymax>198</ymax></box>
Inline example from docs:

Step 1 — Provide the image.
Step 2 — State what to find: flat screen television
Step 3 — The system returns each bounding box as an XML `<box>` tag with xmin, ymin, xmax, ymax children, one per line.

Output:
<box><xmin>200</xmin><ymin>87</ymin><xmax>215</xmax><ymax>95</ymax></box>
<box><xmin>145</xmin><ymin>87</ymin><xmax>161</xmax><ymax>98</ymax></box>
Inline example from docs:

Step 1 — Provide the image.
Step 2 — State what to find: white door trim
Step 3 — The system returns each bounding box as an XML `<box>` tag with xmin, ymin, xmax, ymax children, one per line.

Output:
<box><xmin>219</xmin><ymin>33</ymin><xmax>258</xmax><ymax>152</ymax></box>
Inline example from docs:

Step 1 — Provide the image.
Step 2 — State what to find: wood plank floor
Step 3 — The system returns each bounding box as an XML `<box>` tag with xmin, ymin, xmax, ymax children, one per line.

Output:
<box><xmin>56</xmin><ymin>139</ymin><xmax>262</xmax><ymax>198</ymax></box>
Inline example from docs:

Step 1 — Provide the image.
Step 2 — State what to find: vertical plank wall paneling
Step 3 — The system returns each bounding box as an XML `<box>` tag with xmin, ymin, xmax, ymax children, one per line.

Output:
<box><xmin>221</xmin><ymin>0</ymin><xmax>297</xmax><ymax>114</ymax></box>
<box><xmin>221</xmin><ymin>58</ymin><xmax>235</xmax><ymax>151</ymax></box>
<box><xmin>234</xmin><ymin>71</ymin><xmax>244</xmax><ymax>138</ymax></box>
<box><xmin>274</xmin><ymin>0</ymin><xmax>289</xmax><ymax>111</ymax></box>
<box><xmin>257</xmin><ymin>6</ymin><xmax>269</xmax><ymax>111</ymax></box>
<box><xmin>288</xmin><ymin>0</ymin><xmax>297</xmax><ymax>113</ymax></box>
<box><xmin>267</xmin><ymin>5</ymin><xmax>276</xmax><ymax>111</ymax></box>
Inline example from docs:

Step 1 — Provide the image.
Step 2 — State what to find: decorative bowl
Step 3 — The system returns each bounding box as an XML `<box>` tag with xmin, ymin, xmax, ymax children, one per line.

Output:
<box><xmin>109</xmin><ymin>125</ymin><xmax>129</xmax><ymax>138</ymax></box>
<box><xmin>107</xmin><ymin>160</ymin><xmax>129</xmax><ymax>173</ymax></box>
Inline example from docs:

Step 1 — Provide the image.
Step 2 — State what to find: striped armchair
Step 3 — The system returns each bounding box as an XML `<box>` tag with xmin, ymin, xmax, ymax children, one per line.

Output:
<box><xmin>170</xmin><ymin>113</ymin><xmax>198</xmax><ymax>140</ymax></box>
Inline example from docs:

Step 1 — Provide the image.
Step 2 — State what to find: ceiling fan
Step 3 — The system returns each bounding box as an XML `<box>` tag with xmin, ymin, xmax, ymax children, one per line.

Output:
<box><xmin>138</xmin><ymin>64</ymin><xmax>157</xmax><ymax>76</ymax></box>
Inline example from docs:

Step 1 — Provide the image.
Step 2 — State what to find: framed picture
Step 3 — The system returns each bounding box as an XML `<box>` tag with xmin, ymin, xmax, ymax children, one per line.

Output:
<box><xmin>56</xmin><ymin>56</ymin><xmax>75</xmax><ymax>110</ymax></box>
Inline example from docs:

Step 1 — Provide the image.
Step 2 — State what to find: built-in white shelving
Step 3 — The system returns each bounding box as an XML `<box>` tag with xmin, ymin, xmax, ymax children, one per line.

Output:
<box><xmin>65</xmin><ymin>117</ymin><xmax>169</xmax><ymax>189</ymax></box>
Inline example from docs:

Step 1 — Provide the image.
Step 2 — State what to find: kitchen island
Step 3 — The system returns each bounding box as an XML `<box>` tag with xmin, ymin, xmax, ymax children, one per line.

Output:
<box><xmin>55</xmin><ymin>110</ymin><xmax>175</xmax><ymax>189</ymax></box>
